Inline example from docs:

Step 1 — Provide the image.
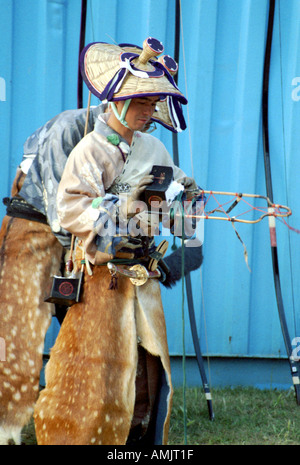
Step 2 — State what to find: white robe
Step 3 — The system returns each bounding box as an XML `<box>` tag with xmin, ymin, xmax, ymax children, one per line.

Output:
<box><xmin>56</xmin><ymin>113</ymin><xmax>186</xmax><ymax>264</ymax></box>
<box><xmin>34</xmin><ymin>114</ymin><xmax>187</xmax><ymax>445</ymax></box>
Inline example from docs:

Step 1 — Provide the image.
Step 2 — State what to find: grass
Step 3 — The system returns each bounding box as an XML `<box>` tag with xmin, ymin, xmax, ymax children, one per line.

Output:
<box><xmin>168</xmin><ymin>386</ymin><xmax>300</xmax><ymax>445</ymax></box>
<box><xmin>21</xmin><ymin>387</ymin><xmax>300</xmax><ymax>445</ymax></box>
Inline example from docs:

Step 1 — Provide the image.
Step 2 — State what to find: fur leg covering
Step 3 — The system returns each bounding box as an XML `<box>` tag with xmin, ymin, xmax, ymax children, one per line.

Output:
<box><xmin>0</xmin><ymin>216</ymin><xmax>63</xmax><ymax>445</ymax></box>
<box><xmin>34</xmin><ymin>266</ymin><xmax>173</xmax><ymax>445</ymax></box>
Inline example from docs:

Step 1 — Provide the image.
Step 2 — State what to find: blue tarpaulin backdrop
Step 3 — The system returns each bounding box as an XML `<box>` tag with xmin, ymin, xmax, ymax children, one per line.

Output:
<box><xmin>1</xmin><ymin>0</ymin><xmax>300</xmax><ymax>389</ymax></box>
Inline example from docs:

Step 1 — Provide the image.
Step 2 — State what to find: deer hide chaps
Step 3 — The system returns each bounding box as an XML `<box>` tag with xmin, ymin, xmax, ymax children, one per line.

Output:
<box><xmin>34</xmin><ymin>266</ymin><xmax>173</xmax><ymax>445</ymax></box>
<box><xmin>0</xmin><ymin>216</ymin><xmax>63</xmax><ymax>445</ymax></box>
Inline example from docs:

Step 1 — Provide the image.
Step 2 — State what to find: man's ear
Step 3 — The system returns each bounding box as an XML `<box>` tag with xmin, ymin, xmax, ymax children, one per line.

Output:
<box><xmin>114</xmin><ymin>100</ymin><xmax>122</xmax><ymax>111</ymax></box>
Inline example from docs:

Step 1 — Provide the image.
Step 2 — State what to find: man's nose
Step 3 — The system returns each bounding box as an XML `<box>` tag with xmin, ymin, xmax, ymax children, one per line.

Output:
<box><xmin>142</xmin><ymin>104</ymin><xmax>153</xmax><ymax>115</ymax></box>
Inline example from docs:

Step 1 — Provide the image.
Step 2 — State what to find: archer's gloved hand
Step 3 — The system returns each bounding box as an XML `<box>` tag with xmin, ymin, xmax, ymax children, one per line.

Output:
<box><xmin>177</xmin><ymin>176</ymin><xmax>198</xmax><ymax>190</ymax></box>
<box><xmin>119</xmin><ymin>174</ymin><xmax>154</xmax><ymax>219</ymax></box>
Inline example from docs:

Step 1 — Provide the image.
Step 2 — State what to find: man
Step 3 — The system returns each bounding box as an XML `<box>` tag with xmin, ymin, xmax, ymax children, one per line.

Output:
<box><xmin>33</xmin><ymin>38</ymin><xmax>198</xmax><ymax>445</ymax></box>
<box><xmin>0</xmin><ymin>105</ymin><xmax>105</xmax><ymax>445</ymax></box>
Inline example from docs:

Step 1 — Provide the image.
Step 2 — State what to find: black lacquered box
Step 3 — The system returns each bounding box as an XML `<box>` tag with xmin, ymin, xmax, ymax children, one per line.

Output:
<box><xmin>44</xmin><ymin>275</ymin><xmax>83</xmax><ymax>306</ymax></box>
<box><xmin>143</xmin><ymin>165</ymin><xmax>173</xmax><ymax>210</ymax></box>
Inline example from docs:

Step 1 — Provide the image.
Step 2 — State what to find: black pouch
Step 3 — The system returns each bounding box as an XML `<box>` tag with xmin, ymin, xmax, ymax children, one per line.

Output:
<box><xmin>44</xmin><ymin>273</ymin><xmax>83</xmax><ymax>306</ymax></box>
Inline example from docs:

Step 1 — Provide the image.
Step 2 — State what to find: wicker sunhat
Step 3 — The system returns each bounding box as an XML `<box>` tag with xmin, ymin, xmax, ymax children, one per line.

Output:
<box><xmin>80</xmin><ymin>37</ymin><xmax>187</xmax><ymax>132</ymax></box>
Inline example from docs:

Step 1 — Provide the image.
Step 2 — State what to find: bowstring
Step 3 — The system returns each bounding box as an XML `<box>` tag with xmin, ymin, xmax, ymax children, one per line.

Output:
<box><xmin>278</xmin><ymin>0</ymin><xmax>297</xmax><ymax>335</ymax></box>
<box><xmin>179</xmin><ymin>0</ymin><xmax>194</xmax><ymax>179</ymax></box>
<box><xmin>178</xmin><ymin>0</ymin><xmax>213</xmax><ymax>419</ymax></box>
<box><xmin>181</xmin><ymin>213</ymin><xmax>187</xmax><ymax>445</ymax></box>
<box><xmin>89</xmin><ymin>0</ymin><xmax>95</xmax><ymax>43</ymax></box>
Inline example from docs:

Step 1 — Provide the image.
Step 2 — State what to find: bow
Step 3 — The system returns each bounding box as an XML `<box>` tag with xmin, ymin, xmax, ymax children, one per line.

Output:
<box><xmin>262</xmin><ymin>0</ymin><xmax>300</xmax><ymax>403</ymax></box>
<box><xmin>172</xmin><ymin>0</ymin><xmax>214</xmax><ymax>422</ymax></box>
<box><xmin>77</xmin><ymin>0</ymin><xmax>87</xmax><ymax>109</ymax></box>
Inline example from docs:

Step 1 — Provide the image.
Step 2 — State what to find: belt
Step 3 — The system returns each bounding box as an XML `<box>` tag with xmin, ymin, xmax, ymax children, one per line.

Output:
<box><xmin>107</xmin><ymin>262</ymin><xmax>161</xmax><ymax>286</ymax></box>
<box><xmin>107</xmin><ymin>239</ymin><xmax>169</xmax><ymax>287</ymax></box>
<box><xmin>3</xmin><ymin>196</ymin><xmax>48</xmax><ymax>225</ymax></box>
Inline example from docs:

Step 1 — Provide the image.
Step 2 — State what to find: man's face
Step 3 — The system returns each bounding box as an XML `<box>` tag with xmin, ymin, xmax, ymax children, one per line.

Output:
<box><xmin>115</xmin><ymin>96</ymin><xmax>159</xmax><ymax>131</ymax></box>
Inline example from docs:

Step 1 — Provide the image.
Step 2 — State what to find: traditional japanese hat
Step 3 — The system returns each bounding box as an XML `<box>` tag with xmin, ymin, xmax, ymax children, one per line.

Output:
<box><xmin>80</xmin><ymin>37</ymin><xmax>187</xmax><ymax>132</ymax></box>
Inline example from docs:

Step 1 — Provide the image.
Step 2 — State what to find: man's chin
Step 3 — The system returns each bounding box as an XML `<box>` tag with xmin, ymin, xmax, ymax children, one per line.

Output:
<box><xmin>137</xmin><ymin>120</ymin><xmax>148</xmax><ymax>129</ymax></box>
